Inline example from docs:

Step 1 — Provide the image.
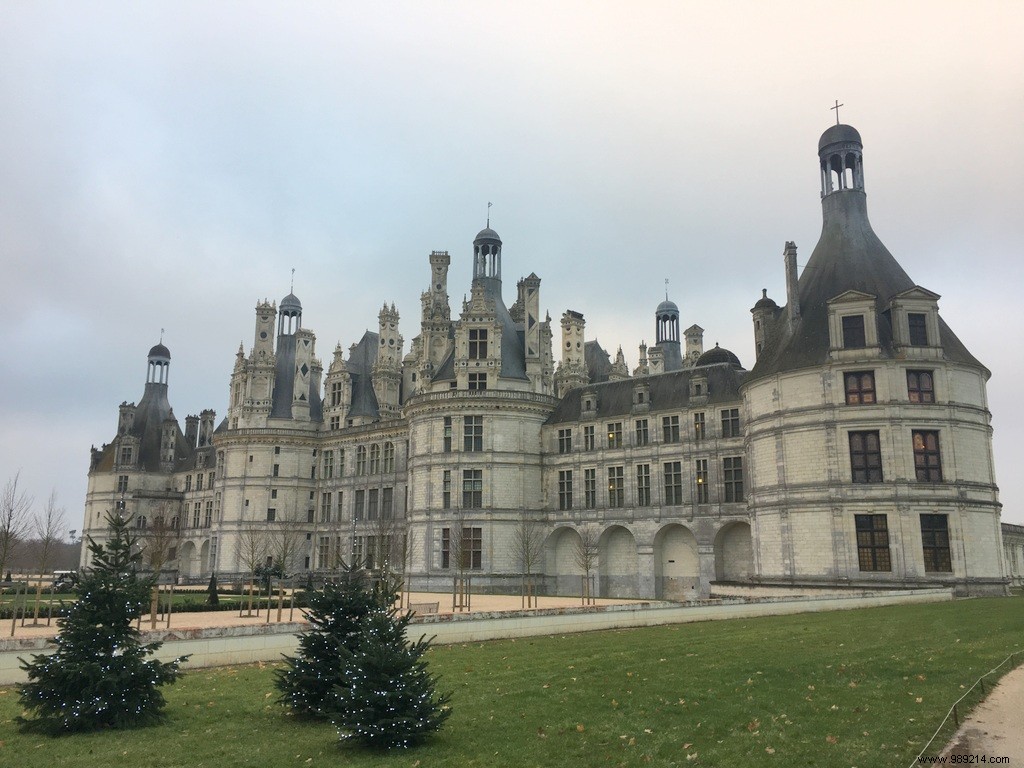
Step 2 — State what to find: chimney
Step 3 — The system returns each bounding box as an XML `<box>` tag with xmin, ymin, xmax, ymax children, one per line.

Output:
<box><xmin>784</xmin><ymin>241</ymin><xmax>800</xmax><ymax>327</ymax></box>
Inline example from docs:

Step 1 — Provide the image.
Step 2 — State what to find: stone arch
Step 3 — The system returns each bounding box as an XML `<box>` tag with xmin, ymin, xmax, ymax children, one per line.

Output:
<box><xmin>178</xmin><ymin>540</ymin><xmax>198</xmax><ymax>580</ymax></box>
<box><xmin>199</xmin><ymin>540</ymin><xmax>211</xmax><ymax>576</ymax></box>
<box><xmin>545</xmin><ymin>526</ymin><xmax>583</xmax><ymax>596</ymax></box>
<box><xmin>654</xmin><ymin>524</ymin><xmax>699</xmax><ymax>600</ymax></box>
<box><xmin>598</xmin><ymin>525</ymin><xmax>638</xmax><ymax>598</ymax></box>
<box><xmin>714</xmin><ymin>521</ymin><xmax>753</xmax><ymax>581</ymax></box>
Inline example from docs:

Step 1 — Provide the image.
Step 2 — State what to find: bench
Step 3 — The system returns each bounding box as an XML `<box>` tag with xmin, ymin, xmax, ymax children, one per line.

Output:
<box><xmin>408</xmin><ymin>601</ymin><xmax>439</xmax><ymax>615</ymax></box>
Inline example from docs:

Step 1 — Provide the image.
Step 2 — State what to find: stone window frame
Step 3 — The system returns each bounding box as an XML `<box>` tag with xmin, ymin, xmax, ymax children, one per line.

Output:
<box><xmin>558</xmin><ymin>470</ymin><xmax>573</xmax><ymax>511</ymax></box>
<box><xmin>663</xmin><ymin>461</ymin><xmax>683</xmax><ymax>506</ymax></box>
<box><xmin>557</xmin><ymin>428</ymin><xmax>572</xmax><ymax>454</ymax></box>
<box><xmin>584</xmin><ymin>468</ymin><xmax>597</xmax><ymax>508</ymax></box>
<box><xmin>921</xmin><ymin>513</ymin><xmax>953</xmax><ymax>573</ymax></box>
<box><xmin>463</xmin><ymin>415</ymin><xmax>484</xmax><ymax>452</ymax></box>
<box><xmin>662</xmin><ymin>415</ymin><xmax>680</xmax><ymax>443</ymax></box>
<box><xmin>693</xmin><ymin>412</ymin><xmax>706</xmax><ymax>441</ymax></box>
<box><xmin>607</xmin><ymin>466</ymin><xmax>625</xmax><ymax>508</ymax></box>
<box><xmin>720</xmin><ymin>408</ymin><xmax>740</xmax><ymax>438</ymax></box>
<box><xmin>855</xmin><ymin>514</ymin><xmax>892</xmax><ymax>572</ymax></box>
<box><xmin>695</xmin><ymin>459</ymin><xmax>709</xmax><ymax>504</ymax></box>
<box><xmin>827</xmin><ymin>290</ymin><xmax>880</xmax><ymax>356</ymax></box>
<box><xmin>907</xmin><ymin>370</ymin><xmax>936</xmax><ymax>404</ymax></box>
<box><xmin>635</xmin><ymin>418</ymin><xmax>649</xmax><ymax>447</ymax></box>
<box><xmin>722</xmin><ymin>456</ymin><xmax>744</xmax><ymax>503</ymax></box>
<box><xmin>913</xmin><ymin>430</ymin><xmax>943</xmax><ymax>482</ymax></box>
<box><xmin>606</xmin><ymin>422</ymin><xmax>623</xmax><ymax>449</ymax></box>
<box><xmin>636</xmin><ymin>464</ymin><xmax>651</xmax><ymax>507</ymax></box>
<box><xmin>843</xmin><ymin>370</ymin><xmax>877</xmax><ymax>405</ymax></box>
<box><xmin>468</xmin><ymin>328</ymin><xmax>489</xmax><ymax>359</ymax></box>
<box><xmin>462</xmin><ymin>469</ymin><xmax>483</xmax><ymax>508</ymax></box>
<box><xmin>889</xmin><ymin>286</ymin><xmax>941</xmax><ymax>352</ymax></box>
<box><xmin>848</xmin><ymin>430</ymin><xmax>883</xmax><ymax>483</ymax></box>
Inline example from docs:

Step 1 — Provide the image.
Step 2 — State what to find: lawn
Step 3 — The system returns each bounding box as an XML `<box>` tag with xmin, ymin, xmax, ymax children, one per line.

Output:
<box><xmin>1</xmin><ymin>596</ymin><xmax>1022</xmax><ymax>767</ymax></box>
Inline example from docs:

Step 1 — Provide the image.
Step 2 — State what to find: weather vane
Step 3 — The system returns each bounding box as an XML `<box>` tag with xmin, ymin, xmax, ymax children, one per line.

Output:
<box><xmin>487</xmin><ymin>201</ymin><xmax>493</xmax><ymax>228</ymax></box>
<box><xmin>831</xmin><ymin>99</ymin><xmax>843</xmax><ymax>125</ymax></box>
<box><xmin>665</xmin><ymin>278</ymin><xmax>669</xmax><ymax>301</ymax></box>
<box><xmin>290</xmin><ymin>267</ymin><xmax>295</xmax><ymax>292</ymax></box>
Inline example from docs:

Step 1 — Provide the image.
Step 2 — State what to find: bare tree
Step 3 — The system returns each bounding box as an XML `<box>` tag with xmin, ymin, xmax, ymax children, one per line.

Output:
<box><xmin>573</xmin><ymin>528</ymin><xmax>599</xmax><ymax>605</ymax></box>
<box><xmin>368</xmin><ymin>508</ymin><xmax>405</xmax><ymax>577</ymax></box>
<box><xmin>447</xmin><ymin>509</ymin><xmax>472</xmax><ymax>611</ymax></box>
<box><xmin>139</xmin><ymin>506</ymin><xmax>180</xmax><ymax>628</ymax></box>
<box><xmin>30</xmin><ymin>491</ymin><xmax>66</xmax><ymax>620</ymax></box>
<box><xmin>512</xmin><ymin>511</ymin><xmax>545</xmax><ymax>608</ymax></box>
<box><xmin>0</xmin><ymin>472</ymin><xmax>33</xmax><ymax>579</ymax></box>
<box><xmin>270</xmin><ymin>509</ymin><xmax>306</xmax><ymax>575</ymax></box>
<box><xmin>236</xmin><ymin>519</ymin><xmax>270</xmax><ymax>616</ymax></box>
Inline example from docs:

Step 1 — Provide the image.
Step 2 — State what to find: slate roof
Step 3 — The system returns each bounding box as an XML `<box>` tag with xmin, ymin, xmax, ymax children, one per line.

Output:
<box><xmin>748</xmin><ymin>186</ymin><xmax>984</xmax><ymax>382</ymax></box>
<box><xmin>347</xmin><ymin>331</ymin><xmax>382</xmax><ymax>419</ymax></box>
<box><xmin>546</xmin><ymin>364</ymin><xmax>746</xmax><ymax>425</ymax></box>
<box><xmin>92</xmin><ymin>381</ymin><xmax>190</xmax><ymax>473</ymax></box>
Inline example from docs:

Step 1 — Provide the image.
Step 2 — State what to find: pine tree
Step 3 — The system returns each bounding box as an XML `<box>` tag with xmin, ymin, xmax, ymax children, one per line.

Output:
<box><xmin>206</xmin><ymin>573</ymin><xmax>219</xmax><ymax>606</ymax></box>
<box><xmin>331</xmin><ymin>599</ymin><xmax>451</xmax><ymax>750</ymax></box>
<box><xmin>275</xmin><ymin>564</ymin><xmax>379</xmax><ymax>718</ymax></box>
<box><xmin>17</xmin><ymin>511</ymin><xmax>188</xmax><ymax>733</ymax></box>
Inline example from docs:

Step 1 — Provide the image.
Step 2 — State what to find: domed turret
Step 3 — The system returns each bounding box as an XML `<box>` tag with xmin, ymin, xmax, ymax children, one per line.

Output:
<box><xmin>695</xmin><ymin>343</ymin><xmax>742</xmax><ymax>369</ymax></box>
<box><xmin>279</xmin><ymin>292</ymin><xmax>302</xmax><ymax>335</ymax></box>
<box><xmin>819</xmin><ymin>123</ymin><xmax>864</xmax><ymax>196</ymax></box>
<box><xmin>147</xmin><ymin>341</ymin><xmax>170</xmax><ymax>384</ymax></box>
<box><xmin>473</xmin><ymin>227</ymin><xmax>502</xmax><ymax>283</ymax></box>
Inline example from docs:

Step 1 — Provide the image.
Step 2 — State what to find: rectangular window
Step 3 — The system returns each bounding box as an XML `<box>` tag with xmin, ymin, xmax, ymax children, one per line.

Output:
<box><xmin>842</xmin><ymin>315</ymin><xmax>866</xmax><ymax>348</ymax></box>
<box><xmin>204</xmin><ymin>501</ymin><xmax>213</xmax><ymax>528</ymax></box>
<box><xmin>364</xmin><ymin>536</ymin><xmax>376</xmax><ymax>570</ymax></box>
<box><xmin>558</xmin><ymin>428</ymin><xmax>572</xmax><ymax>454</ymax></box>
<box><xmin>208</xmin><ymin>471</ymin><xmax>215</xmax><ymax>488</ymax></box>
<box><xmin>607</xmin><ymin>466</ymin><xmax>624</xmax><ymax>508</ymax></box>
<box><xmin>584</xmin><ymin>468</ymin><xmax>597</xmax><ymax>508</ymax></box>
<box><xmin>468</xmin><ymin>328</ymin><xmax>488</xmax><ymax>359</ymax></box>
<box><xmin>266</xmin><ymin>507</ymin><xmax>276</xmax><ymax>522</ymax></box>
<box><xmin>607</xmin><ymin>422</ymin><xmax>623</xmax><ymax>449</ymax></box>
<box><xmin>635</xmin><ymin>419</ymin><xmax>649</xmax><ymax>446</ymax></box>
<box><xmin>443</xmin><ymin>417</ymin><xmax>452</xmax><ymax>453</ymax></box>
<box><xmin>464</xmin><ymin>527</ymin><xmax>483</xmax><ymax>570</ymax></box>
<box><xmin>318</xmin><ymin>536</ymin><xmax>330</xmax><ymax>569</ymax></box>
<box><xmin>338</xmin><ymin>449</ymin><xmax>345</xmax><ymax>477</ymax></box>
<box><xmin>381</xmin><ymin>487</ymin><xmax>393</xmax><ymax>518</ymax></box>
<box><xmin>723</xmin><ymin>457</ymin><xmax>744</xmax><ymax>503</ymax></box>
<box><xmin>662</xmin><ymin>415</ymin><xmax>680</xmax><ymax>443</ymax></box>
<box><xmin>462</xmin><ymin>469</ymin><xmax>483</xmax><ymax>508</ymax></box>
<box><xmin>468</xmin><ymin>372</ymin><xmax>487</xmax><ymax>390</ymax></box>
<box><xmin>356</xmin><ymin>446</ymin><xmax>367</xmax><ymax>474</ymax></box>
<box><xmin>855</xmin><ymin>514</ymin><xmax>892</xmax><ymax>571</ymax></box>
<box><xmin>844</xmin><ymin>371</ymin><xmax>876</xmax><ymax>405</ymax></box>
<box><xmin>330</xmin><ymin>415</ymin><xmax>340</xmax><ymax>430</ymax></box>
<box><xmin>275</xmin><ymin>446</ymin><xmax>281</xmax><ymax>455</ymax></box>
<box><xmin>908</xmin><ymin>312</ymin><xmax>928</xmax><ymax>346</ymax></box>
<box><xmin>720</xmin><ymin>408</ymin><xmax>740</xmax><ymax>438</ymax></box>
<box><xmin>354</xmin><ymin>489</ymin><xmax>365</xmax><ymax>520</ymax></box>
<box><xmin>921</xmin><ymin>514</ymin><xmax>952</xmax><ymax>572</ymax></box>
<box><xmin>695</xmin><ymin>459</ymin><xmax>709</xmax><ymax>504</ymax></box>
<box><xmin>464</xmin><ymin>416</ymin><xmax>483</xmax><ymax>452</ymax></box>
<box><xmin>273</xmin><ymin>463</ymin><xmax>280</xmax><ymax>477</ymax></box>
<box><xmin>320</xmin><ymin>492</ymin><xmax>332</xmax><ymax>523</ymax></box>
<box><xmin>694</xmin><ymin>412</ymin><xmax>706</xmax><ymax>441</ymax></box>
<box><xmin>369</xmin><ymin>444</ymin><xmax>381</xmax><ymax>474</ymax></box>
<box><xmin>663</xmin><ymin>461</ymin><xmax>683</xmax><ymax>505</ymax></box>
<box><xmin>352</xmin><ymin>536</ymin><xmax>365</xmax><ymax>566</ymax></box>
<box><xmin>441</xmin><ymin>528</ymin><xmax>450</xmax><ymax>569</ymax></box>
<box><xmin>558</xmin><ymin>470</ymin><xmax>573</xmax><ymax>511</ymax></box>
<box><xmin>849</xmin><ymin>431</ymin><xmax>883</xmax><ymax>483</ymax></box>
<box><xmin>913</xmin><ymin>430</ymin><xmax>943</xmax><ymax>482</ymax></box>
<box><xmin>330</xmin><ymin>381</ymin><xmax>343</xmax><ymax>407</ymax></box>
<box><xmin>636</xmin><ymin>464</ymin><xmax>651</xmax><ymax>507</ymax></box>
<box><xmin>907</xmin><ymin>370</ymin><xmax>935</xmax><ymax>403</ymax></box>
<box><xmin>367</xmin><ymin>488</ymin><xmax>379</xmax><ymax>519</ymax></box>
<box><xmin>185</xmin><ymin>475</ymin><xmax>192</xmax><ymax>492</ymax></box>
<box><xmin>584</xmin><ymin>425</ymin><xmax>595</xmax><ymax>451</ymax></box>
<box><xmin>322</xmin><ymin>450</ymin><xmax>334</xmax><ymax>479</ymax></box>
<box><xmin>442</xmin><ymin>470</ymin><xmax>451</xmax><ymax>509</ymax></box>
<box><xmin>196</xmin><ymin>473</ymin><xmax>203</xmax><ymax>491</ymax></box>
<box><xmin>382</xmin><ymin>442</ymin><xmax>395</xmax><ymax>473</ymax></box>
<box><xmin>117</xmin><ymin>475</ymin><xmax>129</xmax><ymax>493</ymax></box>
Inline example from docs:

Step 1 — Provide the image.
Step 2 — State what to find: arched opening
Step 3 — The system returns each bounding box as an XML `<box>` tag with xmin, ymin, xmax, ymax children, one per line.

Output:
<box><xmin>654</xmin><ymin>524</ymin><xmax>699</xmax><ymax>600</ymax></box>
<box><xmin>200</xmin><ymin>540</ymin><xmax>211</xmax><ymax>575</ymax></box>
<box><xmin>714</xmin><ymin>521</ymin><xmax>753</xmax><ymax>581</ymax></box>
<box><xmin>179</xmin><ymin>540</ymin><xmax>198</xmax><ymax>579</ymax></box>
<box><xmin>545</xmin><ymin>526</ymin><xmax>584</xmax><ymax>596</ymax></box>
<box><xmin>598</xmin><ymin>525</ymin><xmax>638</xmax><ymax>598</ymax></box>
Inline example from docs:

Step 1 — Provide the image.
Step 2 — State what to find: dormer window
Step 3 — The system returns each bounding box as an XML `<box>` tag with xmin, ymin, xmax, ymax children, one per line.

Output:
<box><xmin>468</xmin><ymin>329</ymin><xmax>488</xmax><ymax>359</ymax></box>
<box><xmin>842</xmin><ymin>315</ymin><xmax>866</xmax><ymax>348</ymax></box>
<box><xmin>908</xmin><ymin>313</ymin><xmax>928</xmax><ymax>346</ymax></box>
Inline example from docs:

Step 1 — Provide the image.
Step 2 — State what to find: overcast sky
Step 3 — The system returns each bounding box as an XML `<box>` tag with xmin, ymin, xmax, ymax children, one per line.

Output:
<box><xmin>2</xmin><ymin>1</ymin><xmax>1022</xmax><ymax>531</ymax></box>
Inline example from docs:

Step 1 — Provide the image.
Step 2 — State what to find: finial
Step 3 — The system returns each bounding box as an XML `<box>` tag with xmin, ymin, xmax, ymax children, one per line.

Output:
<box><xmin>159</xmin><ymin>327</ymin><xmax>164</xmax><ymax>343</ymax></box>
<box><xmin>487</xmin><ymin>201</ymin><xmax>492</xmax><ymax>228</ymax></box>
<box><xmin>664</xmin><ymin>278</ymin><xmax>669</xmax><ymax>301</ymax></box>
<box><xmin>830</xmin><ymin>99</ymin><xmax>843</xmax><ymax>125</ymax></box>
<box><xmin>290</xmin><ymin>267</ymin><xmax>295</xmax><ymax>292</ymax></box>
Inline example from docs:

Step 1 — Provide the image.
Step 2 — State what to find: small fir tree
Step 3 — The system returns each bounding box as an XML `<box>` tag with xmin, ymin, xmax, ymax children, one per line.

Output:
<box><xmin>206</xmin><ymin>573</ymin><xmax>219</xmax><ymax>606</ymax></box>
<box><xmin>17</xmin><ymin>511</ymin><xmax>188</xmax><ymax>733</ymax></box>
<box><xmin>275</xmin><ymin>564</ymin><xmax>379</xmax><ymax>717</ymax></box>
<box><xmin>330</xmin><ymin>586</ymin><xmax>451</xmax><ymax>750</ymax></box>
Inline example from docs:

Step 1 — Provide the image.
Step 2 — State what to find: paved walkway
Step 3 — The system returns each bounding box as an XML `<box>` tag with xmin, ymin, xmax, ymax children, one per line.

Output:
<box><xmin>939</xmin><ymin>662</ymin><xmax>1024</xmax><ymax>763</ymax></box>
<box><xmin>5</xmin><ymin>591</ymin><xmax>644</xmax><ymax>640</ymax></box>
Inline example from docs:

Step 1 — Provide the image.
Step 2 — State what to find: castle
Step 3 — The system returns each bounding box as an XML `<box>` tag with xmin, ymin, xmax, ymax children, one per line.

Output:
<box><xmin>83</xmin><ymin>123</ymin><xmax>1009</xmax><ymax>597</ymax></box>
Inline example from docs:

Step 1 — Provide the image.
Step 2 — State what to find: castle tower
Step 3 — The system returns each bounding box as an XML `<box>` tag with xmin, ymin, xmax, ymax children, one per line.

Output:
<box><xmin>555</xmin><ymin>310</ymin><xmax>588</xmax><ymax>397</ymax></box>
<box><xmin>684</xmin><ymin>324</ymin><xmax>705</xmax><ymax>365</ymax></box>
<box><xmin>750</xmin><ymin>290</ymin><xmax>779</xmax><ymax>361</ymax></box>
<box><xmin>608</xmin><ymin>346</ymin><xmax>630</xmax><ymax>381</ymax></box>
<box><xmin>654</xmin><ymin>297</ymin><xmax>683</xmax><ymax>371</ymax></box>
<box><xmin>473</xmin><ymin>227</ymin><xmax>502</xmax><ymax>286</ymax></box>
<box><xmin>373</xmin><ymin>302</ymin><xmax>403</xmax><ymax>418</ymax></box>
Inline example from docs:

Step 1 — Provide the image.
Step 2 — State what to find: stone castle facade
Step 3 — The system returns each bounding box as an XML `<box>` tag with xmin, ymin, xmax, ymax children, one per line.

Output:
<box><xmin>83</xmin><ymin>124</ymin><xmax>1009</xmax><ymax>597</ymax></box>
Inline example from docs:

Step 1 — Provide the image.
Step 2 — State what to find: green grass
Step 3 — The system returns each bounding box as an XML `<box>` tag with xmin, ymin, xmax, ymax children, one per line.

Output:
<box><xmin>2</xmin><ymin>597</ymin><xmax>1022</xmax><ymax>767</ymax></box>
